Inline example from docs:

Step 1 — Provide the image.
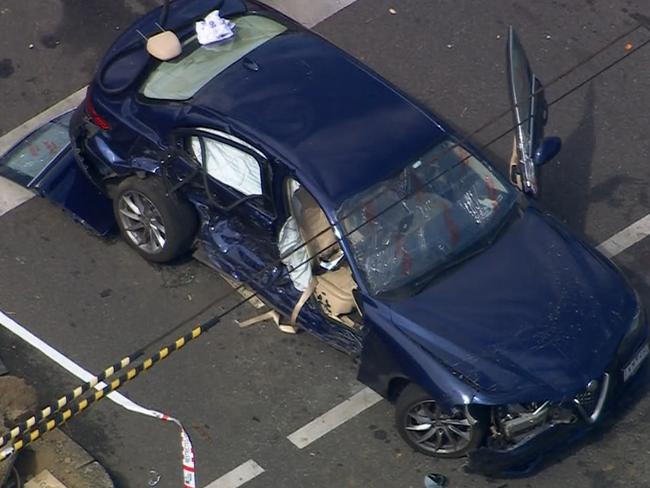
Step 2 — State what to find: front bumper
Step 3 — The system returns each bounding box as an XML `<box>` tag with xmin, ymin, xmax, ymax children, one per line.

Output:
<box><xmin>465</xmin><ymin>336</ymin><xmax>649</xmax><ymax>477</ymax></box>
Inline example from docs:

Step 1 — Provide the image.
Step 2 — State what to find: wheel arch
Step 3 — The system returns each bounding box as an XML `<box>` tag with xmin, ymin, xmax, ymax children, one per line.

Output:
<box><xmin>358</xmin><ymin>312</ymin><xmax>478</xmax><ymax>409</ymax></box>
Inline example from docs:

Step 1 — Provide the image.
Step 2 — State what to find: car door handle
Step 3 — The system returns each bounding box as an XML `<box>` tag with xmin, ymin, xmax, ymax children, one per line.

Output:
<box><xmin>243</xmin><ymin>57</ymin><xmax>260</xmax><ymax>72</ymax></box>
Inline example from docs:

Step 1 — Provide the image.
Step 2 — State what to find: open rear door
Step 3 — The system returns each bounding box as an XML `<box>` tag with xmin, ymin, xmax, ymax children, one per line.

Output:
<box><xmin>0</xmin><ymin>111</ymin><xmax>115</xmax><ymax>235</ymax></box>
<box><xmin>507</xmin><ymin>26</ymin><xmax>550</xmax><ymax>196</ymax></box>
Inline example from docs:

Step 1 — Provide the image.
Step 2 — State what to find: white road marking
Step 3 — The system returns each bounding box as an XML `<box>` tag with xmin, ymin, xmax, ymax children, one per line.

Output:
<box><xmin>203</xmin><ymin>459</ymin><xmax>265</xmax><ymax>488</ymax></box>
<box><xmin>596</xmin><ymin>214</ymin><xmax>650</xmax><ymax>258</ymax></box>
<box><xmin>287</xmin><ymin>387</ymin><xmax>383</xmax><ymax>449</ymax></box>
<box><xmin>264</xmin><ymin>0</ymin><xmax>356</xmax><ymax>27</ymax></box>
<box><xmin>0</xmin><ymin>309</ymin><xmax>153</xmax><ymax>414</ymax></box>
<box><xmin>0</xmin><ymin>178</ymin><xmax>33</xmax><ymax>217</ymax></box>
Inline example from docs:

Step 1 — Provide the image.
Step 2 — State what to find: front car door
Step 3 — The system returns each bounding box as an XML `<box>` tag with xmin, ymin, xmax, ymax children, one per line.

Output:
<box><xmin>507</xmin><ymin>26</ymin><xmax>558</xmax><ymax>196</ymax></box>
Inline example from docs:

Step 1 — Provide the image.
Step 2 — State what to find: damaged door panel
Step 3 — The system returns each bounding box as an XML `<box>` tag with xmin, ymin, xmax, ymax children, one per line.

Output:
<box><xmin>507</xmin><ymin>26</ymin><xmax>561</xmax><ymax>195</ymax></box>
<box><xmin>0</xmin><ymin>111</ymin><xmax>116</xmax><ymax>236</ymax></box>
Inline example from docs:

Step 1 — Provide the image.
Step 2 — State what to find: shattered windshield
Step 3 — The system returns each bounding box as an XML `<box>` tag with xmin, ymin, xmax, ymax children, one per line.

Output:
<box><xmin>338</xmin><ymin>140</ymin><xmax>517</xmax><ymax>296</ymax></box>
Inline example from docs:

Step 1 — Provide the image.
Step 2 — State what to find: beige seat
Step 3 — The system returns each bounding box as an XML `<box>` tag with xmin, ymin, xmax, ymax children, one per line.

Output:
<box><xmin>291</xmin><ymin>188</ymin><xmax>358</xmax><ymax>326</ymax></box>
<box><xmin>291</xmin><ymin>188</ymin><xmax>339</xmax><ymax>262</ymax></box>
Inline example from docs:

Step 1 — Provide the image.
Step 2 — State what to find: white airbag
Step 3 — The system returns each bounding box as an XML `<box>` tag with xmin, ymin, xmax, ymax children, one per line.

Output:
<box><xmin>278</xmin><ymin>216</ymin><xmax>312</xmax><ymax>292</ymax></box>
<box><xmin>191</xmin><ymin>130</ymin><xmax>263</xmax><ymax>196</ymax></box>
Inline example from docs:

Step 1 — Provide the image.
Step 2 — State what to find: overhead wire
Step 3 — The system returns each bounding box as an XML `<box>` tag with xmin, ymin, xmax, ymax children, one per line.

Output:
<box><xmin>138</xmin><ymin>22</ymin><xmax>647</xmax><ymax>353</ymax></box>
<box><xmin>2</xmin><ymin>23</ymin><xmax>649</xmax><ymax>458</ymax></box>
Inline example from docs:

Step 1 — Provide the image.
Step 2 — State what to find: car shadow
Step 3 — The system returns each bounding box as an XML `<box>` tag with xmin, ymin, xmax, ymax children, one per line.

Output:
<box><xmin>538</xmin><ymin>83</ymin><xmax>597</xmax><ymax>237</ymax></box>
<box><xmin>538</xmin><ymin>82</ymin><xmax>646</xmax><ymax>238</ymax></box>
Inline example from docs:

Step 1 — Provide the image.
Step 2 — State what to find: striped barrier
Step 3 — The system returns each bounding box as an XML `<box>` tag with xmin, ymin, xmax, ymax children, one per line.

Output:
<box><xmin>0</xmin><ymin>354</ymin><xmax>139</xmax><ymax>448</ymax></box>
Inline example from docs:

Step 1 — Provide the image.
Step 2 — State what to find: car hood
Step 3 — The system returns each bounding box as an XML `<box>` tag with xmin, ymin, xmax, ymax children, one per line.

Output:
<box><xmin>387</xmin><ymin>207</ymin><xmax>637</xmax><ymax>403</ymax></box>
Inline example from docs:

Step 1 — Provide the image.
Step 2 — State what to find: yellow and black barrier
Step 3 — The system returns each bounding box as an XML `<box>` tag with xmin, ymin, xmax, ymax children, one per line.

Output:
<box><xmin>0</xmin><ymin>354</ymin><xmax>139</xmax><ymax>449</ymax></box>
<box><xmin>0</xmin><ymin>324</ymin><xmax>205</xmax><ymax>462</ymax></box>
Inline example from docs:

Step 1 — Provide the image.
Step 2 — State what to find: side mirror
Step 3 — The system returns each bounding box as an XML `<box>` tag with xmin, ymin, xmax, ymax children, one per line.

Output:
<box><xmin>533</xmin><ymin>136</ymin><xmax>562</xmax><ymax>166</ymax></box>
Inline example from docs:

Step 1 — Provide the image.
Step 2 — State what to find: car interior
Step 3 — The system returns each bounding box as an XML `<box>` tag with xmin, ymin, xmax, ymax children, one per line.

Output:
<box><xmin>285</xmin><ymin>180</ymin><xmax>363</xmax><ymax>330</ymax></box>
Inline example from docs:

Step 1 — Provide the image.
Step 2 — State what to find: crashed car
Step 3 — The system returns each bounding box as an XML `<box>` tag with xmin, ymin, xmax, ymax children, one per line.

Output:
<box><xmin>1</xmin><ymin>0</ymin><xmax>643</xmax><ymax>474</ymax></box>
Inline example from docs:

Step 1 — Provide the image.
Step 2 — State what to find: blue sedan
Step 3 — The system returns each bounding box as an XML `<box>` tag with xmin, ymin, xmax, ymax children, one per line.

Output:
<box><xmin>2</xmin><ymin>0</ymin><xmax>645</xmax><ymax>474</ymax></box>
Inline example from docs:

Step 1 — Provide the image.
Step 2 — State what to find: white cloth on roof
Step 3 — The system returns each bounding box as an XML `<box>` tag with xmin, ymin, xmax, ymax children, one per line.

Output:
<box><xmin>196</xmin><ymin>10</ymin><xmax>236</xmax><ymax>45</ymax></box>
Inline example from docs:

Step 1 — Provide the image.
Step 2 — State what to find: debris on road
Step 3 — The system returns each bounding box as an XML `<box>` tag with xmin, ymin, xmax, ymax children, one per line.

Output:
<box><xmin>424</xmin><ymin>473</ymin><xmax>449</xmax><ymax>487</ymax></box>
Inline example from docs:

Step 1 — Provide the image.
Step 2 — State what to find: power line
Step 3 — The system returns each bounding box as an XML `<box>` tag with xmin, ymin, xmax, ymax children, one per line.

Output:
<box><xmin>138</xmin><ymin>23</ymin><xmax>648</xmax><ymax>354</ymax></box>
<box><xmin>3</xmin><ymin>22</ymin><xmax>648</xmax><ymax>454</ymax></box>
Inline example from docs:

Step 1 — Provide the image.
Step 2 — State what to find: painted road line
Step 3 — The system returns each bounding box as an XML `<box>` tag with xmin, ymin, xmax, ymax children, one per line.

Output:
<box><xmin>287</xmin><ymin>387</ymin><xmax>383</xmax><ymax>449</ymax></box>
<box><xmin>0</xmin><ymin>178</ymin><xmax>33</xmax><ymax>218</ymax></box>
<box><xmin>264</xmin><ymin>0</ymin><xmax>356</xmax><ymax>27</ymax></box>
<box><xmin>597</xmin><ymin>214</ymin><xmax>650</xmax><ymax>258</ymax></box>
<box><xmin>204</xmin><ymin>459</ymin><xmax>265</xmax><ymax>488</ymax></box>
<box><xmin>0</xmin><ymin>309</ymin><xmax>152</xmax><ymax>414</ymax></box>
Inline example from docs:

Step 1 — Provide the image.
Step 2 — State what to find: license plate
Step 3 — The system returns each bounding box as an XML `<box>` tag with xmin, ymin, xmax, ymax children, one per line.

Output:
<box><xmin>623</xmin><ymin>343</ymin><xmax>650</xmax><ymax>382</ymax></box>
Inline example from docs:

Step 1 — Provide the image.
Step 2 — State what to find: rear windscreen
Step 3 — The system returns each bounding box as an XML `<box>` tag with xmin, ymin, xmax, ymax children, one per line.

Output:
<box><xmin>141</xmin><ymin>15</ymin><xmax>286</xmax><ymax>101</ymax></box>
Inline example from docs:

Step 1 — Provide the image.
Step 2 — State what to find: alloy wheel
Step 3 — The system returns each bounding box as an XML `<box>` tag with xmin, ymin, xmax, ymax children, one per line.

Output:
<box><xmin>117</xmin><ymin>190</ymin><xmax>167</xmax><ymax>254</ymax></box>
<box><xmin>403</xmin><ymin>400</ymin><xmax>474</xmax><ymax>455</ymax></box>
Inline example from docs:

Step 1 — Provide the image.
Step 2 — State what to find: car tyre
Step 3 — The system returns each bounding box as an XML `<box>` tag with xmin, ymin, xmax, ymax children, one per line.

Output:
<box><xmin>395</xmin><ymin>383</ymin><xmax>485</xmax><ymax>458</ymax></box>
<box><xmin>113</xmin><ymin>176</ymin><xmax>197</xmax><ymax>263</ymax></box>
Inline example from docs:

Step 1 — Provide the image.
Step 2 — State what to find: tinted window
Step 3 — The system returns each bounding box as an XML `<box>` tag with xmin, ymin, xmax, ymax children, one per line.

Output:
<box><xmin>141</xmin><ymin>15</ymin><xmax>286</xmax><ymax>100</ymax></box>
<box><xmin>0</xmin><ymin>112</ymin><xmax>72</xmax><ymax>186</ymax></box>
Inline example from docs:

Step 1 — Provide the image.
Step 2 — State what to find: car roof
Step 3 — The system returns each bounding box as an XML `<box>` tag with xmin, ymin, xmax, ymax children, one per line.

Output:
<box><xmin>191</xmin><ymin>27</ymin><xmax>447</xmax><ymax>209</ymax></box>
<box><xmin>98</xmin><ymin>0</ymin><xmax>447</xmax><ymax>210</ymax></box>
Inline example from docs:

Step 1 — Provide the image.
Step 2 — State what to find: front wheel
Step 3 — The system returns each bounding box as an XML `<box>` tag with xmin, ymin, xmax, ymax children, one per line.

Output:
<box><xmin>395</xmin><ymin>384</ymin><xmax>485</xmax><ymax>458</ymax></box>
<box><xmin>113</xmin><ymin>177</ymin><xmax>198</xmax><ymax>263</ymax></box>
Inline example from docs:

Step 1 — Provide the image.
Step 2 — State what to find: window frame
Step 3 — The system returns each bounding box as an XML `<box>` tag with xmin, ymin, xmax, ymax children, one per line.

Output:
<box><xmin>138</xmin><ymin>13</ymin><xmax>288</xmax><ymax>102</ymax></box>
<box><xmin>171</xmin><ymin>127</ymin><xmax>275</xmax><ymax>216</ymax></box>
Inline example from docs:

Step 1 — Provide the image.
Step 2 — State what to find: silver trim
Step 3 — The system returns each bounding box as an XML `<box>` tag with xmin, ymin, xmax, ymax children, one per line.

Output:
<box><xmin>573</xmin><ymin>372</ymin><xmax>610</xmax><ymax>424</ymax></box>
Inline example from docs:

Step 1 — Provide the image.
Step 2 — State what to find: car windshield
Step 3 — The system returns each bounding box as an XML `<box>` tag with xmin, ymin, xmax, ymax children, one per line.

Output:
<box><xmin>141</xmin><ymin>15</ymin><xmax>286</xmax><ymax>100</ymax></box>
<box><xmin>338</xmin><ymin>140</ymin><xmax>518</xmax><ymax>296</ymax></box>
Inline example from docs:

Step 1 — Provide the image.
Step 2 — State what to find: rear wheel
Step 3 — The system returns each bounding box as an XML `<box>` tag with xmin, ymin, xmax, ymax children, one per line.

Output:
<box><xmin>395</xmin><ymin>384</ymin><xmax>485</xmax><ymax>458</ymax></box>
<box><xmin>113</xmin><ymin>177</ymin><xmax>197</xmax><ymax>263</ymax></box>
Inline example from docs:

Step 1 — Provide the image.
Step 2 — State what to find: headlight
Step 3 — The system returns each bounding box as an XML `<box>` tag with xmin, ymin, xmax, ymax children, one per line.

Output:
<box><xmin>619</xmin><ymin>291</ymin><xmax>646</xmax><ymax>357</ymax></box>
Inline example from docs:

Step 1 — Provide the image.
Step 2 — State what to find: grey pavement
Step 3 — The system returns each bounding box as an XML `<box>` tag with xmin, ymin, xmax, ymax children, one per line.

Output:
<box><xmin>1</xmin><ymin>1</ymin><xmax>650</xmax><ymax>487</ymax></box>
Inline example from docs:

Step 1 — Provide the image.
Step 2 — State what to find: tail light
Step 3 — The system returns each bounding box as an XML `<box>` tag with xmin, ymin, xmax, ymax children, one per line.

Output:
<box><xmin>85</xmin><ymin>93</ymin><xmax>111</xmax><ymax>131</ymax></box>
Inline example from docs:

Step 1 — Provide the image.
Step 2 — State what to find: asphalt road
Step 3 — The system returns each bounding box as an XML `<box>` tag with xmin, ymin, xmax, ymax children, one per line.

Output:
<box><xmin>1</xmin><ymin>1</ymin><xmax>650</xmax><ymax>487</ymax></box>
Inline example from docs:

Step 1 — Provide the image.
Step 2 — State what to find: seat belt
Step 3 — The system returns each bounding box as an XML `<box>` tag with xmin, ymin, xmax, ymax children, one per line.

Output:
<box><xmin>237</xmin><ymin>280</ymin><xmax>316</xmax><ymax>334</ymax></box>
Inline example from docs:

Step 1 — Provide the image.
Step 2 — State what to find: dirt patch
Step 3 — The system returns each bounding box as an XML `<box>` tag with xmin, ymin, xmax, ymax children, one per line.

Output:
<box><xmin>0</xmin><ymin>376</ymin><xmax>38</xmax><ymax>485</ymax></box>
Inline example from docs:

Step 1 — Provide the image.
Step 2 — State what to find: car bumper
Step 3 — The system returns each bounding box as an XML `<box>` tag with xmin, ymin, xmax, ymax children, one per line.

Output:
<box><xmin>466</xmin><ymin>334</ymin><xmax>649</xmax><ymax>477</ymax></box>
<box><xmin>69</xmin><ymin>104</ymin><xmax>112</xmax><ymax>194</ymax></box>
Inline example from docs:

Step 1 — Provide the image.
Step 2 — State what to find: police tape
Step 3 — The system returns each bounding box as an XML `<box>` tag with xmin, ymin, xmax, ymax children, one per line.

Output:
<box><xmin>114</xmin><ymin>404</ymin><xmax>197</xmax><ymax>488</ymax></box>
<box><xmin>0</xmin><ymin>354</ymin><xmax>139</xmax><ymax>449</ymax></box>
<box><xmin>0</xmin><ymin>323</ymin><xmax>208</xmax><ymax>486</ymax></box>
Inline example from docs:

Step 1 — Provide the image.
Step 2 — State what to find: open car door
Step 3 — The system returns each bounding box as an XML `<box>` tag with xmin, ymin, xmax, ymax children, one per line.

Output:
<box><xmin>507</xmin><ymin>26</ymin><xmax>561</xmax><ymax>196</ymax></box>
<box><xmin>0</xmin><ymin>111</ymin><xmax>115</xmax><ymax>235</ymax></box>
